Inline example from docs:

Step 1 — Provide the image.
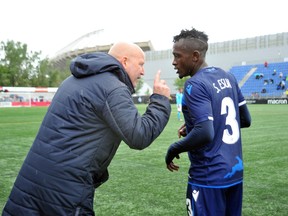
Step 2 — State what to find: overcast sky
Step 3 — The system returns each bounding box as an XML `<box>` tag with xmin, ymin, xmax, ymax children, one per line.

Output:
<box><xmin>1</xmin><ymin>0</ymin><xmax>287</xmax><ymax>58</ymax></box>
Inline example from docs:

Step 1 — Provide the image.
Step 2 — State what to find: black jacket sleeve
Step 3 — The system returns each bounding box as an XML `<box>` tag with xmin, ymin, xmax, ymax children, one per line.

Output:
<box><xmin>103</xmin><ymin>87</ymin><xmax>171</xmax><ymax>150</ymax></box>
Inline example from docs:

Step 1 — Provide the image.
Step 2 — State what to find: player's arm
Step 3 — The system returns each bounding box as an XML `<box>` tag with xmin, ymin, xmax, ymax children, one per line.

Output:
<box><xmin>239</xmin><ymin>104</ymin><xmax>251</xmax><ymax>128</ymax></box>
<box><xmin>166</xmin><ymin>120</ymin><xmax>214</xmax><ymax>169</ymax></box>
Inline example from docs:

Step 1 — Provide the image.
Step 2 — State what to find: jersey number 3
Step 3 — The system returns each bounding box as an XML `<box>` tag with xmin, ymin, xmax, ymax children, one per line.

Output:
<box><xmin>221</xmin><ymin>97</ymin><xmax>240</xmax><ymax>144</ymax></box>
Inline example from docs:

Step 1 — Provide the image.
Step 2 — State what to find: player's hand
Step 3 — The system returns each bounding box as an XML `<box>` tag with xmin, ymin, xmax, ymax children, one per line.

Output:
<box><xmin>166</xmin><ymin>161</ymin><xmax>180</xmax><ymax>172</ymax></box>
<box><xmin>153</xmin><ymin>70</ymin><xmax>171</xmax><ymax>99</ymax></box>
<box><xmin>165</xmin><ymin>145</ymin><xmax>180</xmax><ymax>172</ymax></box>
<box><xmin>178</xmin><ymin>124</ymin><xmax>187</xmax><ymax>138</ymax></box>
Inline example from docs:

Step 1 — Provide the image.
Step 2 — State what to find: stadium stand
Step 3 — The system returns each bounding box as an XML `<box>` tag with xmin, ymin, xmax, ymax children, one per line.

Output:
<box><xmin>49</xmin><ymin>30</ymin><xmax>288</xmax><ymax>97</ymax></box>
<box><xmin>229</xmin><ymin>62</ymin><xmax>288</xmax><ymax>98</ymax></box>
<box><xmin>51</xmin><ymin>29</ymin><xmax>154</xmax><ymax>70</ymax></box>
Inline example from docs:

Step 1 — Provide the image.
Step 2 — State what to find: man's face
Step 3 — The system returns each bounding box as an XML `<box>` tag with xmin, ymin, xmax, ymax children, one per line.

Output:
<box><xmin>172</xmin><ymin>39</ymin><xmax>195</xmax><ymax>79</ymax></box>
<box><xmin>125</xmin><ymin>52</ymin><xmax>145</xmax><ymax>87</ymax></box>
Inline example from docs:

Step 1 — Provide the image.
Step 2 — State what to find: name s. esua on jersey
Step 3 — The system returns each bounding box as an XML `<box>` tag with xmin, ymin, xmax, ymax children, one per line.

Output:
<box><xmin>213</xmin><ymin>78</ymin><xmax>232</xmax><ymax>93</ymax></box>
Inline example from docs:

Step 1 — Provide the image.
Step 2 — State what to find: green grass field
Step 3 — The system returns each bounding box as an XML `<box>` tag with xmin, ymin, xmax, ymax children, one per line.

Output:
<box><xmin>0</xmin><ymin>105</ymin><xmax>287</xmax><ymax>215</ymax></box>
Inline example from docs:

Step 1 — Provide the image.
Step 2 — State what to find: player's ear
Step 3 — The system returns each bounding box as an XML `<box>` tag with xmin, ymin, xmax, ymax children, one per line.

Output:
<box><xmin>192</xmin><ymin>50</ymin><xmax>201</xmax><ymax>61</ymax></box>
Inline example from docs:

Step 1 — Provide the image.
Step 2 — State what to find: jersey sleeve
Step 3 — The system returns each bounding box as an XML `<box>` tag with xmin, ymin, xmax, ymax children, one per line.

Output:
<box><xmin>184</xmin><ymin>80</ymin><xmax>213</xmax><ymax>125</ymax></box>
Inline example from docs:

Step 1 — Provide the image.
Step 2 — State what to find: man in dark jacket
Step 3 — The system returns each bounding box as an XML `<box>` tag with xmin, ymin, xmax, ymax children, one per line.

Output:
<box><xmin>3</xmin><ymin>42</ymin><xmax>171</xmax><ymax>215</ymax></box>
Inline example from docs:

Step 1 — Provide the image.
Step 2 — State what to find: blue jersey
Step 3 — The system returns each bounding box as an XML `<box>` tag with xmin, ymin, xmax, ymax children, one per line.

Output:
<box><xmin>182</xmin><ymin>67</ymin><xmax>246</xmax><ymax>188</ymax></box>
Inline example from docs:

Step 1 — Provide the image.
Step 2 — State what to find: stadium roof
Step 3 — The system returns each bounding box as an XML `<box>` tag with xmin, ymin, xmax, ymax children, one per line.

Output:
<box><xmin>51</xmin><ymin>29</ymin><xmax>154</xmax><ymax>68</ymax></box>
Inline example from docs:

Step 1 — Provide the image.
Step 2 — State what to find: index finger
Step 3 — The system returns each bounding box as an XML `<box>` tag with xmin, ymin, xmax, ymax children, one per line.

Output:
<box><xmin>154</xmin><ymin>70</ymin><xmax>161</xmax><ymax>84</ymax></box>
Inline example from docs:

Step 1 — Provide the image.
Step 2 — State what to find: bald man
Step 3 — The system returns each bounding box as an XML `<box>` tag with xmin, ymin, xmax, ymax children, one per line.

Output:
<box><xmin>3</xmin><ymin>42</ymin><xmax>171</xmax><ymax>215</ymax></box>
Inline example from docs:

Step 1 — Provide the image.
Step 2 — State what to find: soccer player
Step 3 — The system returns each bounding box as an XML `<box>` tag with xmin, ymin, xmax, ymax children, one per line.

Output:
<box><xmin>176</xmin><ymin>88</ymin><xmax>183</xmax><ymax>121</ymax></box>
<box><xmin>165</xmin><ymin>28</ymin><xmax>251</xmax><ymax>216</ymax></box>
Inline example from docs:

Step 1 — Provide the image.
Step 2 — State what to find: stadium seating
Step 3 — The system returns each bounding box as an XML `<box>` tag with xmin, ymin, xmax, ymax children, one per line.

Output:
<box><xmin>229</xmin><ymin>62</ymin><xmax>288</xmax><ymax>98</ymax></box>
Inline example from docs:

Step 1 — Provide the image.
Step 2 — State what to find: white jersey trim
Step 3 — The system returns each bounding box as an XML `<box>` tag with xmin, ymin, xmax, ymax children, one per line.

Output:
<box><xmin>238</xmin><ymin>100</ymin><xmax>246</xmax><ymax>107</ymax></box>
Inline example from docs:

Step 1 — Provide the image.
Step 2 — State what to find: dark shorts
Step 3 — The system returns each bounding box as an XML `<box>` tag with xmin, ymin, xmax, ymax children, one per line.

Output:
<box><xmin>186</xmin><ymin>182</ymin><xmax>243</xmax><ymax>216</ymax></box>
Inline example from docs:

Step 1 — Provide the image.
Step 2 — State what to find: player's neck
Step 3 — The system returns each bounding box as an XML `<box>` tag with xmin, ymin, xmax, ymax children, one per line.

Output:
<box><xmin>199</xmin><ymin>62</ymin><xmax>208</xmax><ymax>70</ymax></box>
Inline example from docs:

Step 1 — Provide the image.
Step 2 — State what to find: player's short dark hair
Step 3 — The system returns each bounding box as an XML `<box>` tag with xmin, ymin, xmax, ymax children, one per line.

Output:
<box><xmin>173</xmin><ymin>27</ymin><xmax>209</xmax><ymax>54</ymax></box>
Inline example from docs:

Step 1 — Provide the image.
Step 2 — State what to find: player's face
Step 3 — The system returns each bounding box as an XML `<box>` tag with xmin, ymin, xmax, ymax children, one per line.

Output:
<box><xmin>172</xmin><ymin>40</ymin><xmax>195</xmax><ymax>79</ymax></box>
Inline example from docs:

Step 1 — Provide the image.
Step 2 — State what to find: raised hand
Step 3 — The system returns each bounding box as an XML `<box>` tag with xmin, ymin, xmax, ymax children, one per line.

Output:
<box><xmin>153</xmin><ymin>70</ymin><xmax>171</xmax><ymax>99</ymax></box>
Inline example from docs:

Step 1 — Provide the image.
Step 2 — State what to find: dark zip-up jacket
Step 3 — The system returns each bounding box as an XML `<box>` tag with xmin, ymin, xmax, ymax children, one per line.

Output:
<box><xmin>3</xmin><ymin>52</ymin><xmax>171</xmax><ymax>216</ymax></box>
